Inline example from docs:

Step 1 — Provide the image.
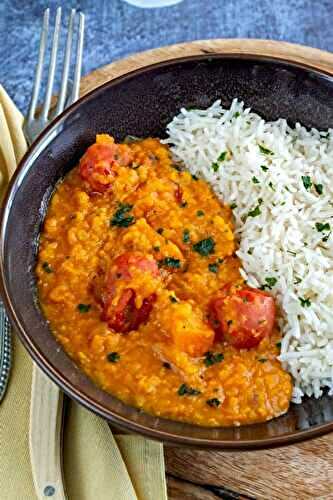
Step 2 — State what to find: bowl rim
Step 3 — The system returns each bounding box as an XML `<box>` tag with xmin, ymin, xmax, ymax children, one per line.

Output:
<box><xmin>2</xmin><ymin>51</ymin><xmax>333</xmax><ymax>450</ymax></box>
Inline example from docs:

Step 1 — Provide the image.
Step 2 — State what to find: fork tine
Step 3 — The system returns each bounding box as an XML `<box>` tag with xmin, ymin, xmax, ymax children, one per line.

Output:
<box><xmin>26</xmin><ymin>8</ymin><xmax>49</xmax><ymax>122</ymax></box>
<box><xmin>41</xmin><ymin>7</ymin><xmax>62</xmax><ymax>122</ymax></box>
<box><xmin>55</xmin><ymin>9</ymin><xmax>76</xmax><ymax>116</ymax></box>
<box><xmin>68</xmin><ymin>12</ymin><xmax>85</xmax><ymax>105</ymax></box>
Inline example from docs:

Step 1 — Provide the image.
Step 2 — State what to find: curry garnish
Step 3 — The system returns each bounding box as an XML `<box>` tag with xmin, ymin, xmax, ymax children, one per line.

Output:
<box><xmin>218</xmin><ymin>151</ymin><xmax>227</xmax><ymax>162</ymax></box>
<box><xmin>180</xmin><ymin>201</ymin><xmax>188</xmax><ymax>208</ymax></box>
<box><xmin>299</xmin><ymin>297</ymin><xmax>311</xmax><ymax>308</ymax></box>
<box><xmin>302</xmin><ymin>176</ymin><xmax>312</xmax><ymax>191</ymax></box>
<box><xmin>211</xmin><ymin>162</ymin><xmax>220</xmax><ymax>172</ymax></box>
<box><xmin>258</xmin><ymin>358</ymin><xmax>268</xmax><ymax>363</ymax></box>
<box><xmin>315</xmin><ymin>222</ymin><xmax>330</xmax><ymax>233</ymax></box>
<box><xmin>107</xmin><ymin>352</ymin><xmax>120</xmax><ymax>363</ymax></box>
<box><xmin>153</xmin><ymin>246</ymin><xmax>160</xmax><ymax>252</ymax></box>
<box><xmin>260</xmin><ymin>165</ymin><xmax>269</xmax><ymax>172</ymax></box>
<box><xmin>42</xmin><ymin>261</ymin><xmax>53</xmax><ymax>273</ymax></box>
<box><xmin>252</xmin><ymin>176</ymin><xmax>260</xmax><ymax>184</ymax></box>
<box><xmin>158</xmin><ymin>257</ymin><xmax>181</xmax><ymax>269</ymax></box>
<box><xmin>196</xmin><ymin>210</ymin><xmax>205</xmax><ymax>217</ymax></box>
<box><xmin>315</xmin><ymin>183</ymin><xmax>323</xmax><ymax>195</ymax></box>
<box><xmin>191</xmin><ymin>174</ymin><xmax>199</xmax><ymax>181</ymax></box>
<box><xmin>260</xmin><ymin>277</ymin><xmax>277</xmax><ymax>290</ymax></box>
<box><xmin>204</xmin><ymin>351</ymin><xmax>224</xmax><ymax>367</ymax></box>
<box><xmin>258</xmin><ymin>144</ymin><xmax>274</xmax><ymax>155</ymax></box>
<box><xmin>183</xmin><ymin>229</ymin><xmax>190</xmax><ymax>244</ymax></box>
<box><xmin>208</xmin><ymin>262</ymin><xmax>219</xmax><ymax>274</ymax></box>
<box><xmin>77</xmin><ymin>303</ymin><xmax>91</xmax><ymax>313</ymax></box>
<box><xmin>192</xmin><ymin>237</ymin><xmax>215</xmax><ymax>256</ymax></box>
<box><xmin>230</xmin><ymin>203</ymin><xmax>237</xmax><ymax>209</ymax></box>
<box><xmin>276</xmin><ymin>341</ymin><xmax>282</xmax><ymax>349</ymax></box>
<box><xmin>163</xmin><ymin>362</ymin><xmax>171</xmax><ymax>369</ymax></box>
<box><xmin>177</xmin><ymin>384</ymin><xmax>201</xmax><ymax>396</ymax></box>
<box><xmin>111</xmin><ymin>203</ymin><xmax>135</xmax><ymax>227</ymax></box>
<box><xmin>157</xmin><ymin>227</ymin><xmax>164</xmax><ymax>234</ymax></box>
<box><xmin>248</xmin><ymin>205</ymin><xmax>261</xmax><ymax>218</ymax></box>
<box><xmin>206</xmin><ymin>398</ymin><xmax>221</xmax><ymax>407</ymax></box>
<box><xmin>169</xmin><ymin>295</ymin><xmax>178</xmax><ymax>303</ymax></box>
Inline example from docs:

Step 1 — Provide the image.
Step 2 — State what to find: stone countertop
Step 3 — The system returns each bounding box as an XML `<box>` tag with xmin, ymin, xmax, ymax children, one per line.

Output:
<box><xmin>1</xmin><ymin>0</ymin><xmax>332</xmax><ymax>113</ymax></box>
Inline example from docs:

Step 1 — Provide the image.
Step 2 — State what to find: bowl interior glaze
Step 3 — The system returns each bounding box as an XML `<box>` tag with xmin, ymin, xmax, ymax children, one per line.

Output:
<box><xmin>2</xmin><ymin>54</ymin><xmax>333</xmax><ymax>449</ymax></box>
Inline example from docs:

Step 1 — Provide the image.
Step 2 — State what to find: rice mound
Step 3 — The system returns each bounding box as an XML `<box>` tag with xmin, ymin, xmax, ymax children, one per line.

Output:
<box><xmin>165</xmin><ymin>99</ymin><xmax>333</xmax><ymax>402</ymax></box>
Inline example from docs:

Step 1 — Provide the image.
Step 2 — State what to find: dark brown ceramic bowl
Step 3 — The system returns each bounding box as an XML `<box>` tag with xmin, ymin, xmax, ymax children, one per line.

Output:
<box><xmin>1</xmin><ymin>54</ymin><xmax>333</xmax><ymax>450</ymax></box>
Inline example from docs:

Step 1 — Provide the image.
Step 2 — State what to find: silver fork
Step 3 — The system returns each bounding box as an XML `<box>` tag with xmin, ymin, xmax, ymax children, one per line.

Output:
<box><xmin>21</xmin><ymin>8</ymin><xmax>84</xmax><ymax>500</ymax></box>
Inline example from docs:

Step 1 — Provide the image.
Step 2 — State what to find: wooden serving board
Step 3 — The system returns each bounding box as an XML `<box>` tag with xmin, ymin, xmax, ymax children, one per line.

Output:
<box><xmin>78</xmin><ymin>40</ymin><xmax>333</xmax><ymax>500</ymax></box>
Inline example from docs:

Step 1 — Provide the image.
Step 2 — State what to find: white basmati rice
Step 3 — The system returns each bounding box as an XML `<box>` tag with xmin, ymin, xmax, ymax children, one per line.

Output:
<box><xmin>165</xmin><ymin>99</ymin><xmax>333</xmax><ymax>403</ymax></box>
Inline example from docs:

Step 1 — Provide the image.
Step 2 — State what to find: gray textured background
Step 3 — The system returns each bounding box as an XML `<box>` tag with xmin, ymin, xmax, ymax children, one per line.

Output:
<box><xmin>1</xmin><ymin>0</ymin><xmax>333</xmax><ymax>113</ymax></box>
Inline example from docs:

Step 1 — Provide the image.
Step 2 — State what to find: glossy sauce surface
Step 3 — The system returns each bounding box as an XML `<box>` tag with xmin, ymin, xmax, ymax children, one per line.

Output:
<box><xmin>37</xmin><ymin>135</ymin><xmax>292</xmax><ymax>426</ymax></box>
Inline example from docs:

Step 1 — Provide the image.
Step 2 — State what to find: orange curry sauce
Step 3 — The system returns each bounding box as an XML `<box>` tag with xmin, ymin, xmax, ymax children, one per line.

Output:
<box><xmin>37</xmin><ymin>135</ymin><xmax>292</xmax><ymax>426</ymax></box>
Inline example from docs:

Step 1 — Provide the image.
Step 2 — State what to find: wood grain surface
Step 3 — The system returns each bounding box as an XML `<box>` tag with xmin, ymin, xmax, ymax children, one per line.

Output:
<box><xmin>79</xmin><ymin>40</ymin><xmax>333</xmax><ymax>500</ymax></box>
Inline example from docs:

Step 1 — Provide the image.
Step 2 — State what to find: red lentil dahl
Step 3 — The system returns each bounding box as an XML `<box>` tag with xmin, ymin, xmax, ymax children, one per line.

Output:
<box><xmin>36</xmin><ymin>134</ymin><xmax>292</xmax><ymax>427</ymax></box>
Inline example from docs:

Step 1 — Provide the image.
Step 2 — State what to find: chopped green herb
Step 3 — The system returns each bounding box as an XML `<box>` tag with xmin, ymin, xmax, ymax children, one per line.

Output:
<box><xmin>287</xmin><ymin>250</ymin><xmax>297</xmax><ymax>257</ymax></box>
<box><xmin>177</xmin><ymin>384</ymin><xmax>201</xmax><ymax>396</ymax></box>
<box><xmin>322</xmin><ymin>231</ymin><xmax>331</xmax><ymax>242</ymax></box>
<box><xmin>183</xmin><ymin>229</ymin><xmax>190</xmax><ymax>244</ymax></box>
<box><xmin>204</xmin><ymin>351</ymin><xmax>224</xmax><ymax>367</ymax></box>
<box><xmin>233</xmin><ymin>111</ymin><xmax>240</xmax><ymax>118</ymax></box>
<box><xmin>227</xmin><ymin>320</ymin><xmax>233</xmax><ymax>326</ymax></box>
<box><xmin>191</xmin><ymin>174</ymin><xmax>199</xmax><ymax>181</ymax></box>
<box><xmin>42</xmin><ymin>262</ymin><xmax>53</xmax><ymax>273</ymax></box>
<box><xmin>294</xmin><ymin>277</ymin><xmax>302</xmax><ymax>285</ymax></box>
<box><xmin>252</xmin><ymin>176</ymin><xmax>260</xmax><ymax>184</ymax></box>
<box><xmin>192</xmin><ymin>237</ymin><xmax>215</xmax><ymax>256</ymax></box>
<box><xmin>77</xmin><ymin>303</ymin><xmax>91</xmax><ymax>313</ymax></box>
<box><xmin>107</xmin><ymin>352</ymin><xmax>120</xmax><ymax>363</ymax></box>
<box><xmin>197</xmin><ymin>210</ymin><xmax>205</xmax><ymax>217</ymax></box>
<box><xmin>247</xmin><ymin>247</ymin><xmax>254</xmax><ymax>255</ymax></box>
<box><xmin>211</xmin><ymin>162</ymin><xmax>220</xmax><ymax>172</ymax></box>
<box><xmin>276</xmin><ymin>341</ymin><xmax>282</xmax><ymax>349</ymax></box>
<box><xmin>258</xmin><ymin>198</ymin><xmax>263</xmax><ymax>205</ymax></box>
<box><xmin>163</xmin><ymin>362</ymin><xmax>171</xmax><ymax>369</ymax></box>
<box><xmin>248</xmin><ymin>205</ymin><xmax>261</xmax><ymax>218</ymax></box>
<box><xmin>314</xmin><ymin>184</ymin><xmax>323</xmax><ymax>195</ymax></box>
<box><xmin>169</xmin><ymin>295</ymin><xmax>178</xmax><ymax>303</ymax></box>
<box><xmin>268</xmin><ymin>181</ymin><xmax>275</xmax><ymax>191</ymax></box>
<box><xmin>158</xmin><ymin>257</ymin><xmax>181</xmax><ymax>269</ymax></box>
<box><xmin>302</xmin><ymin>176</ymin><xmax>312</xmax><ymax>191</ymax></box>
<box><xmin>264</xmin><ymin>277</ymin><xmax>277</xmax><ymax>289</ymax></box>
<box><xmin>322</xmin><ymin>132</ymin><xmax>330</xmax><ymax>139</ymax></box>
<box><xmin>217</xmin><ymin>258</ymin><xmax>224</xmax><ymax>264</ymax></box>
<box><xmin>208</xmin><ymin>263</ymin><xmax>219</xmax><ymax>274</ymax></box>
<box><xmin>258</xmin><ymin>358</ymin><xmax>267</xmax><ymax>363</ymax></box>
<box><xmin>259</xmin><ymin>144</ymin><xmax>274</xmax><ymax>155</ymax></box>
<box><xmin>111</xmin><ymin>203</ymin><xmax>135</xmax><ymax>228</ymax></box>
<box><xmin>260</xmin><ymin>165</ymin><xmax>269</xmax><ymax>172</ymax></box>
<box><xmin>299</xmin><ymin>297</ymin><xmax>311</xmax><ymax>308</ymax></box>
<box><xmin>217</xmin><ymin>151</ymin><xmax>227</xmax><ymax>162</ymax></box>
<box><xmin>230</xmin><ymin>202</ymin><xmax>237</xmax><ymax>209</ymax></box>
<box><xmin>153</xmin><ymin>246</ymin><xmax>160</xmax><ymax>252</ymax></box>
<box><xmin>157</xmin><ymin>227</ymin><xmax>164</xmax><ymax>234</ymax></box>
<box><xmin>206</xmin><ymin>398</ymin><xmax>221</xmax><ymax>407</ymax></box>
<box><xmin>315</xmin><ymin>222</ymin><xmax>330</xmax><ymax>233</ymax></box>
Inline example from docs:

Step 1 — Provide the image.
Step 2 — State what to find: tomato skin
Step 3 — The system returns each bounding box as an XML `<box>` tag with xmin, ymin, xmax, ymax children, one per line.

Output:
<box><xmin>209</xmin><ymin>285</ymin><xmax>275</xmax><ymax>349</ymax></box>
<box><xmin>102</xmin><ymin>252</ymin><xmax>159</xmax><ymax>333</ymax></box>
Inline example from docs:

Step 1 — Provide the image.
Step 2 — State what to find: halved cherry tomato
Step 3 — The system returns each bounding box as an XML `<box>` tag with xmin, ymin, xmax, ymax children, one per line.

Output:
<box><xmin>102</xmin><ymin>252</ymin><xmax>159</xmax><ymax>333</ymax></box>
<box><xmin>209</xmin><ymin>285</ymin><xmax>275</xmax><ymax>349</ymax></box>
<box><xmin>79</xmin><ymin>140</ymin><xmax>133</xmax><ymax>192</ymax></box>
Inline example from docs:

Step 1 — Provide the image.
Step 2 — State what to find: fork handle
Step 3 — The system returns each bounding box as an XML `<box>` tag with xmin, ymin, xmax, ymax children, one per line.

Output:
<box><xmin>30</xmin><ymin>365</ymin><xmax>66</xmax><ymax>500</ymax></box>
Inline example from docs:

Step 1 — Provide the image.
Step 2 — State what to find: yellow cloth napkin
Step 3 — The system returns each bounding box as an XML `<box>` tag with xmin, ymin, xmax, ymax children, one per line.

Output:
<box><xmin>0</xmin><ymin>85</ymin><xmax>168</xmax><ymax>500</ymax></box>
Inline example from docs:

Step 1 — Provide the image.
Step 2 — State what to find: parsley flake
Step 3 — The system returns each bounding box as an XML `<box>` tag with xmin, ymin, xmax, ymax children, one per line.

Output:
<box><xmin>260</xmin><ymin>165</ymin><xmax>269</xmax><ymax>172</ymax></box>
<box><xmin>42</xmin><ymin>262</ymin><xmax>53</xmax><ymax>273</ymax></box>
<box><xmin>276</xmin><ymin>341</ymin><xmax>282</xmax><ymax>349</ymax></box>
<box><xmin>177</xmin><ymin>384</ymin><xmax>201</xmax><ymax>396</ymax></box>
<box><xmin>197</xmin><ymin>210</ymin><xmax>205</xmax><ymax>217</ymax></box>
<box><xmin>169</xmin><ymin>295</ymin><xmax>178</xmax><ymax>303</ymax></box>
<box><xmin>204</xmin><ymin>352</ymin><xmax>224</xmax><ymax>367</ymax></box>
<box><xmin>299</xmin><ymin>297</ymin><xmax>311</xmax><ymax>308</ymax></box>
<box><xmin>315</xmin><ymin>184</ymin><xmax>323</xmax><ymax>195</ymax></box>
<box><xmin>230</xmin><ymin>202</ymin><xmax>237</xmax><ymax>209</ymax></box>
<box><xmin>302</xmin><ymin>176</ymin><xmax>312</xmax><ymax>191</ymax></box>
<box><xmin>252</xmin><ymin>176</ymin><xmax>260</xmax><ymax>184</ymax></box>
<box><xmin>208</xmin><ymin>263</ymin><xmax>219</xmax><ymax>273</ymax></box>
<box><xmin>315</xmin><ymin>222</ymin><xmax>330</xmax><ymax>233</ymax></box>
<box><xmin>158</xmin><ymin>257</ymin><xmax>181</xmax><ymax>269</ymax></box>
<box><xmin>206</xmin><ymin>398</ymin><xmax>221</xmax><ymax>407</ymax></box>
<box><xmin>183</xmin><ymin>229</ymin><xmax>190</xmax><ymax>244</ymax></box>
<box><xmin>258</xmin><ymin>358</ymin><xmax>267</xmax><ymax>363</ymax></box>
<box><xmin>107</xmin><ymin>352</ymin><xmax>120</xmax><ymax>363</ymax></box>
<box><xmin>263</xmin><ymin>277</ymin><xmax>277</xmax><ymax>290</ymax></box>
<box><xmin>111</xmin><ymin>203</ymin><xmax>135</xmax><ymax>228</ymax></box>
<box><xmin>218</xmin><ymin>151</ymin><xmax>227</xmax><ymax>162</ymax></box>
<box><xmin>77</xmin><ymin>303</ymin><xmax>91</xmax><ymax>313</ymax></box>
<box><xmin>192</xmin><ymin>237</ymin><xmax>215</xmax><ymax>256</ymax></box>
<box><xmin>211</xmin><ymin>162</ymin><xmax>220</xmax><ymax>172</ymax></box>
<box><xmin>259</xmin><ymin>144</ymin><xmax>274</xmax><ymax>155</ymax></box>
<box><xmin>248</xmin><ymin>205</ymin><xmax>261</xmax><ymax>218</ymax></box>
